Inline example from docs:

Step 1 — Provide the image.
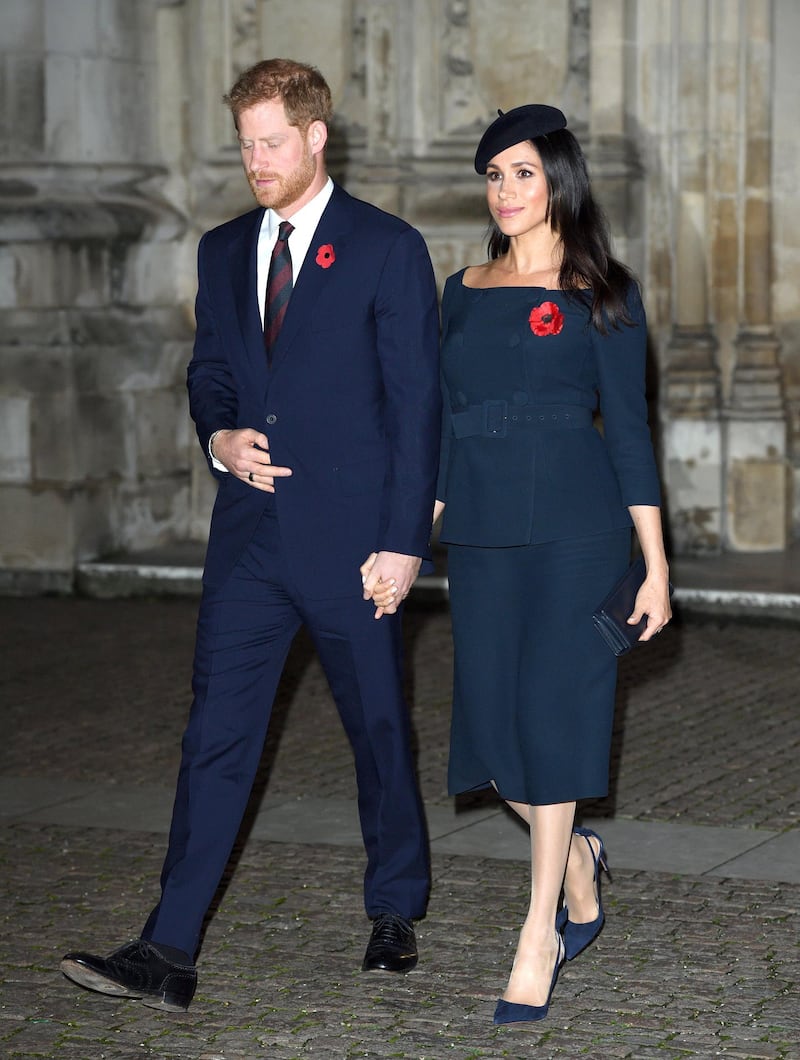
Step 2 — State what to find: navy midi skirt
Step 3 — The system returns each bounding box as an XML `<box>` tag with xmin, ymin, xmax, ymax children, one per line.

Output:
<box><xmin>446</xmin><ymin>529</ymin><xmax>631</xmax><ymax>805</ymax></box>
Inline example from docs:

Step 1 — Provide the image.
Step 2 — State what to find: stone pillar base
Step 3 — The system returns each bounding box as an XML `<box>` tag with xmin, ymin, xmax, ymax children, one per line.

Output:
<box><xmin>661</xmin><ymin>330</ymin><xmax>723</xmax><ymax>554</ymax></box>
<box><xmin>663</xmin><ymin>418</ymin><xmax>723</xmax><ymax>554</ymax></box>
<box><xmin>723</xmin><ymin>329</ymin><xmax>789</xmax><ymax>550</ymax></box>
<box><xmin>724</xmin><ymin>419</ymin><xmax>788</xmax><ymax>551</ymax></box>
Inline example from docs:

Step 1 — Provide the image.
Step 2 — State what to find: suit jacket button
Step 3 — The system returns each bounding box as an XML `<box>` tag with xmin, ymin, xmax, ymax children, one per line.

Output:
<box><xmin>266</xmin><ymin>414</ymin><xmax>277</xmax><ymax>424</ymax></box>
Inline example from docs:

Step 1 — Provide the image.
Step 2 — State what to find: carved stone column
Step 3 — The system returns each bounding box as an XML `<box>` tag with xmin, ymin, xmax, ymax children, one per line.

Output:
<box><xmin>0</xmin><ymin>0</ymin><xmax>191</xmax><ymax>589</ymax></box>
<box><xmin>722</xmin><ymin>0</ymin><xmax>788</xmax><ymax>550</ymax></box>
<box><xmin>661</xmin><ymin>1</ymin><xmax>723</xmax><ymax>553</ymax></box>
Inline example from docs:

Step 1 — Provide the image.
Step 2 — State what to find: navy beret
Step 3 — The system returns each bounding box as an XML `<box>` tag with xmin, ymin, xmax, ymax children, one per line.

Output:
<box><xmin>474</xmin><ymin>105</ymin><xmax>567</xmax><ymax>173</ymax></box>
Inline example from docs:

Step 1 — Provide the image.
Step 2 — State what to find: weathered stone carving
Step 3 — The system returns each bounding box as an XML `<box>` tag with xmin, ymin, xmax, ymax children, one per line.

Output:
<box><xmin>0</xmin><ymin>0</ymin><xmax>797</xmax><ymax>589</ymax></box>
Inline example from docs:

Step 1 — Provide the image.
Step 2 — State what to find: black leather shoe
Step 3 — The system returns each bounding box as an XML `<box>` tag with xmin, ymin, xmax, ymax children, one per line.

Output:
<box><xmin>60</xmin><ymin>939</ymin><xmax>197</xmax><ymax>1011</ymax></box>
<box><xmin>361</xmin><ymin>913</ymin><xmax>418</xmax><ymax>973</ymax></box>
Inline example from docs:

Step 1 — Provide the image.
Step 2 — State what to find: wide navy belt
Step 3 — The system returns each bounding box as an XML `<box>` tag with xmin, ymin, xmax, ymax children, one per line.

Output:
<box><xmin>451</xmin><ymin>402</ymin><xmax>593</xmax><ymax>439</ymax></box>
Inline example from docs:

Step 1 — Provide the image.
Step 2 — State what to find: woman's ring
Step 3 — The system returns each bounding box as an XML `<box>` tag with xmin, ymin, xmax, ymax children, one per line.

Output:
<box><xmin>248</xmin><ymin>472</ymin><xmax>254</xmax><ymax>482</ymax></box>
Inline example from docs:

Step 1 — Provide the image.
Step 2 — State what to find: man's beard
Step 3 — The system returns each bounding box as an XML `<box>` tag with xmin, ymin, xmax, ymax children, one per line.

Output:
<box><xmin>248</xmin><ymin>149</ymin><xmax>316</xmax><ymax>210</ymax></box>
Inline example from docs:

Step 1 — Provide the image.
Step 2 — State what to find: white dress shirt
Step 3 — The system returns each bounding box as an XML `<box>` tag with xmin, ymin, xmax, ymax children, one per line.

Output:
<box><xmin>256</xmin><ymin>176</ymin><xmax>334</xmax><ymax>325</ymax></box>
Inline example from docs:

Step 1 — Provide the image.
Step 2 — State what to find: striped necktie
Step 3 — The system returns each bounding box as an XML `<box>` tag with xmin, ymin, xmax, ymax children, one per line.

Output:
<box><xmin>264</xmin><ymin>220</ymin><xmax>294</xmax><ymax>361</ymax></box>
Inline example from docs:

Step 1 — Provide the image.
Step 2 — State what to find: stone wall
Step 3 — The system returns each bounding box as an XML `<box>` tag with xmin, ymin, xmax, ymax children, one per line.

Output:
<box><xmin>773</xmin><ymin>0</ymin><xmax>800</xmax><ymax>543</ymax></box>
<box><xmin>0</xmin><ymin>0</ymin><xmax>797</xmax><ymax>590</ymax></box>
<box><xmin>0</xmin><ymin>0</ymin><xmax>194</xmax><ymax>591</ymax></box>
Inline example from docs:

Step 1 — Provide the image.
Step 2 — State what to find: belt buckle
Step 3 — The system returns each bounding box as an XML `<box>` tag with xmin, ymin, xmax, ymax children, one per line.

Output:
<box><xmin>483</xmin><ymin>399</ymin><xmax>508</xmax><ymax>438</ymax></box>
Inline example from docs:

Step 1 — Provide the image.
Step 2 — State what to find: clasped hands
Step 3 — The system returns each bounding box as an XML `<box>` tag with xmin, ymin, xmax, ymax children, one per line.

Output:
<box><xmin>360</xmin><ymin>552</ymin><xmax>422</xmax><ymax>619</ymax></box>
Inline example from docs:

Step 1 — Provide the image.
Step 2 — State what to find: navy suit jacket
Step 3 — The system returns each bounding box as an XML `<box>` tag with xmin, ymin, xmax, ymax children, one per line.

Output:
<box><xmin>188</xmin><ymin>183</ymin><xmax>441</xmax><ymax>598</ymax></box>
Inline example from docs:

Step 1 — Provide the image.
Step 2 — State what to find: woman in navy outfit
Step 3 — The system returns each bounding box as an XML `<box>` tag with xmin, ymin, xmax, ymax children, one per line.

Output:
<box><xmin>432</xmin><ymin>105</ymin><xmax>671</xmax><ymax>1025</ymax></box>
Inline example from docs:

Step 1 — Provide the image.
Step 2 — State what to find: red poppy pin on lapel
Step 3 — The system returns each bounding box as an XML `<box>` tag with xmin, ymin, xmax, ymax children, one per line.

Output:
<box><xmin>316</xmin><ymin>244</ymin><xmax>335</xmax><ymax>268</ymax></box>
<box><xmin>529</xmin><ymin>301</ymin><xmax>564</xmax><ymax>337</ymax></box>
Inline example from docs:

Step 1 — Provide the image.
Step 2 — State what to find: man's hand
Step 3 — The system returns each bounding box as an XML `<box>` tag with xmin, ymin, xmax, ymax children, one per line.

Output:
<box><xmin>212</xmin><ymin>428</ymin><xmax>292</xmax><ymax>492</ymax></box>
<box><xmin>360</xmin><ymin>551</ymin><xmax>421</xmax><ymax>619</ymax></box>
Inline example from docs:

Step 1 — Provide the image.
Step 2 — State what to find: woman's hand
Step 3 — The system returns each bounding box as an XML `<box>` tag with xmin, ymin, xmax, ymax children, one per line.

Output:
<box><xmin>627</xmin><ymin>504</ymin><xmax>672</xmax><ymax>643</ymax></box>
<box><xmin>359</xmin><ymin>552</ymin><xmax>400</xmax><ymax>619</ymax></box>
<box><xmin>628</xmin><ymin>573</ymin><xmax>672</xmax><ymax>642</ymax></box>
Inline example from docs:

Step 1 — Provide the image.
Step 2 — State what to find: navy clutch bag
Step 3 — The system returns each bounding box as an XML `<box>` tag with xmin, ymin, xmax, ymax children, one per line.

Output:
<box><xmin>592</xmin><ymin>556</ymin><xmax>673</xmax><ymax>656</ymax></box>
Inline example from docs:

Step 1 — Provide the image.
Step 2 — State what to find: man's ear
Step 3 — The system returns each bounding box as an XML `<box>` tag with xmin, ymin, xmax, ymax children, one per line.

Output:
<box><xmin>308</xmin><ymin>120</ymin><xmax>328</xmax><ymax>156</ymax></box>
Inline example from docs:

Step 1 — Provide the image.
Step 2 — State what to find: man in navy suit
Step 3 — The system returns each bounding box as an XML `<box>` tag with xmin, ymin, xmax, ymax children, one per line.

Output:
<box><xmin>61</xmin><ymin>58</ymin><xmax>441</xmax><ymax>1011</ymax></box>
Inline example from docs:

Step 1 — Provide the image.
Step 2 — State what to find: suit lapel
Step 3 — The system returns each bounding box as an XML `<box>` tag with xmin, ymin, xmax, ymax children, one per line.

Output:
<box><xmin>269</xmin><ymin>186</ymin><xmax>355</xmax><ymax>373</ymax></box>
<box><xmin>228</xmin><ymin>208</ymin><xmax>266</xmax><ymax>380</ymax></box>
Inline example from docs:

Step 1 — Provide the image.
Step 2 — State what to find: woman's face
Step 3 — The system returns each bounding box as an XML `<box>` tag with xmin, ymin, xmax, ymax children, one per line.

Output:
<box><xmin>485</xmin><ymin>140</ymin><xmax>551</xmax><ymax>238</ymax></box>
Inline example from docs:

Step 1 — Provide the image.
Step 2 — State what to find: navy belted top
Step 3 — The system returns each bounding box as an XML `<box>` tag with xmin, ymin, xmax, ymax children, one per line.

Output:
<box><xmin>436</xmin><ymin>271</ymin><xmax>662</xmax><ymax>548</ymax></box>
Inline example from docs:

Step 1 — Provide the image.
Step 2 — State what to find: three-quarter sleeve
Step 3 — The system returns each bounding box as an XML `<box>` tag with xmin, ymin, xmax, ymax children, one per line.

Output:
<box><xmin>593</xmin><ymin>286</ymin><xmax>661</xmax><ymax>508</ymax></box>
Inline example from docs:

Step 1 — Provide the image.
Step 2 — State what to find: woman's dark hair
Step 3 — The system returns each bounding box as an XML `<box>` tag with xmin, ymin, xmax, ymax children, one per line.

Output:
<box><xmin>486</xmin><ymin>128</ymin><xmax>635</xmax><ymax>332</ymax></box>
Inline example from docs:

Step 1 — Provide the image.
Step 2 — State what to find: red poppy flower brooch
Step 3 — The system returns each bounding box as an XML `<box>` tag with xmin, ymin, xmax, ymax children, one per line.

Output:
<box><xmin>315</xmin><ymin>244</ymin><xmax>335</xmax><ymax>269</ymax></box>
<box><xmin>528</xmin><ymin>301</ymin><xmax>564</xmax><ymax>337</ymax></box>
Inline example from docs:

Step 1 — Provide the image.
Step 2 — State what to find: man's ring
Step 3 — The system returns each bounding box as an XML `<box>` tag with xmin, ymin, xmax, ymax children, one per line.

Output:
<box><xmin>248</xmin><ymin>472</ymin><xmax>254</xmax><ymax>482</ymax></box>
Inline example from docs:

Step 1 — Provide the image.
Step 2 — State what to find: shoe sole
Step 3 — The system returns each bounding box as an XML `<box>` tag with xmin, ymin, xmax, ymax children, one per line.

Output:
<box><xmin>495</xmin><ymin>1019</ymin><xmax>547</xmax><ymax>1029</ymax></box>
<box><xmin>60</xmin><ymin>959</ymin><xmax>190</xmax><ymax>1011</ymax></box>
<box><xmin>362</xmin><ymin>960</ymin><xmax>418</xmax><ymax>973</ymax></box>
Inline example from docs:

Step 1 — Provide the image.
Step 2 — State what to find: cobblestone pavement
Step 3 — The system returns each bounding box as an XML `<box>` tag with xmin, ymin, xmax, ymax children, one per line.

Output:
<box><xmin>3</xmin><ymin>599</ymin><xmax>799</xmax><ymax>828</ymax></box>
<box><xmin>2</xmin><ymin>598</ymin><xmax>799</xmax><ymax>1058</ymax></box>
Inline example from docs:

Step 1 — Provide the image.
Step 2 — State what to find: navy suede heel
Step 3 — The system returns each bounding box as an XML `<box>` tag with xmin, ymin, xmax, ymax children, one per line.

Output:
<box><xmin>493</xmin><ymin>935</ymin><xmax>565</xmax><ymax>1026</ymax></box>
<box><xmin>560</xmin><ymin>827</ymin><xmax>610</xmax><ymax>960</ymax></box>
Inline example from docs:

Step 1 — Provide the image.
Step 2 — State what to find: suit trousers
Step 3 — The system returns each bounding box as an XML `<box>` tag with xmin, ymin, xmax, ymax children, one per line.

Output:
<box><xmin>141</xmin><ymin>503</ymin><xmax>430</xmax><ymax>958</ymax></box>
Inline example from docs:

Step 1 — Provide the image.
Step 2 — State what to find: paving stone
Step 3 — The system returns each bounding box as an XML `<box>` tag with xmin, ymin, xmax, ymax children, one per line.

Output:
<box><xmin>2</xmin><ymin>823</ymin><xmax>799</xmax><ymax>1058</ymax></box>
<box><xmin>2</xmin><ymin>601</ymin><xmax>799</xmax><ymax>831</ymax></box>
<box><xmin>2</xmin><ymin>599</ymin><xmax>799</xmax><ymax>1057</ymax></box>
